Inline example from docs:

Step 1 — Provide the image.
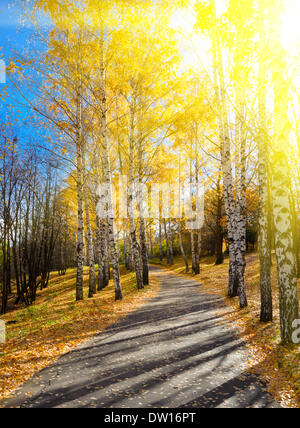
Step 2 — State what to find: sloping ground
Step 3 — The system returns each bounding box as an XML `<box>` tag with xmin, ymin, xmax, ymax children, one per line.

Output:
<box><xmin>0</xmin><ymin>267</ymin><xmax>159</xmax><ymax>401</ymax></box>
<box><xmin>1</xmin><ymin>267</ymin><xmax>278</xmax><ymax>408</ymax></box>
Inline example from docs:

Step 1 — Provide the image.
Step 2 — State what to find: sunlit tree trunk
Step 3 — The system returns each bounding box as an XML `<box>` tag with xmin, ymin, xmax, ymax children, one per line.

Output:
<box><xmin>234</xmin><ymin>21</ymin><xmax>248</xmax><ymax>309</ymax></box>
<box><xmin>235</xmin><ymin>122</ymin><xmax>247</xmax><ymax>307</ymax></box>
<box><xmin>191</xmin><ymin>232</ymin><xmax>197</xmax><ymax>274</ymax></box>
<box><xmin>96</xmin><ymin>216</ymin><xmax>105</xmax><ymax>291</ymax></box>
<box><xmin>163</xmin><ymin>219</ymin><xmax>170</xmax><ymax>264</ymax></box>
<box><xmin>149</xmin><ymin>227</ymin><xmax>154</xmax><ymax>259</ymax></box>
<box><xmin>95</xmin><ymin>160</ymin><xmax>109</xmax><ymax>291</ymax></box>
<box><xmin>138</xmin><ymin>138</ymin><xmax>149</xmax><ymax>285</ymax></box>
<box><xmin>84</xmin><ymin>168</ymin><xmax>96</xmax><ymax>298</ymax></box>
<box><xmin>168</xmin><ymin>218</ymin><xmax>174</xmax><ymax>266</ymax></box>
<box><xmin>215</xmin><ymin>170</ymin><xmax>224</xmax><ymax>265</ymax></box>
<box><xmin>178</xmin><ymin>155</ymin><xmax>189</xmax><ymax>272</ymax></box>
<box><xmin>190</xmin><ymin>161</ymin><xmax>199</xmax><ymax>275</ymax></box>
<box><xmin>159</xmin><ymin>219</ymin><xmax>163</xmax><ymax>262</ymax></box>
<box><xmin>195</xmin><ymin>150</ymin><xmax>201</xmax><ymax>274</ymax></box>
<box><xmin>124</xmin><ymin>224</ymin><xmax>131</xmax><ymax>270</ymax></box>
<box><xmin>196</xmin><ymin>232</ymin><xmax>201</xmax><ymax>270</ymax></box>
<box><xmin>99</xmin><ymin>32</ymin><xmax>122</xmax><ymax>301</ymax></box>
<box><xmin>139</xmin><ymin>217</ymin><xmax>149</xmax><ymax>285</ymax></box>
<box><xmin>258</xmin><ymin>7</ymin><xmax>273</xmax><ymax>322</ymax></box>
<box><xmin>211</xmin><ymin>0</ymin><xmax>247</xmax><ymax>307</ymax></box>
<box><xmin>128</xmin><ymin>104</ymin><xmax>144</xmax><ymax>290</ymax></box>
<box><xmin>179</xmin><ymin>221</ymin><xmax>189</xmax><ymax>273</ymax></box>
<box><xmin>76</xmin><ymin>95</ymin><xmax>84</xmax><ymax>302</ymax></box>
<box><xmin>271</xmin><ymin>28</ymin><xmax>299</xmax><ymax>343</ymax></box>
<box><xmin>128</xmin><ymin>235</ymin><xmax>135</xmax><ymax>272</ymax></box>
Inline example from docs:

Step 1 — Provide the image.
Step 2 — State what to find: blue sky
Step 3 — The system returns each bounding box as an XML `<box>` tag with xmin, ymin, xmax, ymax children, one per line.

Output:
<box><xmin>0</xmin><ymin>0</ymin><xmax>21</xmax><ymax>26</ymax></box>
<box><xmin>0</xmin><ymin>1</ymin><xmax>50</xmax><ymax>147</ymax></box>
<box><xmin>0</xmin><ymin>0</ymin><xmax>26</xmax><ymax>56</ymax></box>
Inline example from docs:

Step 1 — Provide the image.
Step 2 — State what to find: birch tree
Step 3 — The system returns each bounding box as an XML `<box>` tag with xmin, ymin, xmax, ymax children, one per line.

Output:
<box><xmin>257</xmin><ymin>0</ymin><xmax>273</xmax><ymax>322</ymax></box>
<box><xmin>269</xmin><ymin>0</ymin><xmax>299</xmax><ymax>343</ymax></box>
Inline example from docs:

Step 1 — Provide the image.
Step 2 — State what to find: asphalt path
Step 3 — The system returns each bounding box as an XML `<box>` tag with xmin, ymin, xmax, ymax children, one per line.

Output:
<box><xmin>1</xmin><ymin>266</ymin><xmax>279</xmax><ymax>408</ymax></box>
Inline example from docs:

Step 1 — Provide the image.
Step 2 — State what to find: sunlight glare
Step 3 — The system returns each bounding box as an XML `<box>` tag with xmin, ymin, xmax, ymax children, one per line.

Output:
<box><xmin>170</xmin><ymin>8</ymin><xmax>210</xmax><ymax>73</ymax></box>
<box><xmin>281</xmin><ymin>0</ymin><xmax>300</xmax><ymax>53</ymax></box>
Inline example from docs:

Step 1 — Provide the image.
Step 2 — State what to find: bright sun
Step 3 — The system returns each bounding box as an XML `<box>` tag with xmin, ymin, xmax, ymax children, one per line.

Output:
<box><xmin>170</xmin><ymin>0</ymin><xmax>300</xmax><ymax>79</ymax></box>
<box><xmin>282</xmin><ymin>0</ymin><xmax>300</xmax><ymax>54</ymax></box>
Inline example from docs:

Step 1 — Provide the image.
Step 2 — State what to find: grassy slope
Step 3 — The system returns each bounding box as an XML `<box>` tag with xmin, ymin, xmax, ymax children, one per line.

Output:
<box><xmin>0</xmin><ymin>267</ymin><xmax>160</xmax><ymax>401</ymax></box>
<box><xmin>150</xmin><ymin>254</ymin><xmax>300</xmax><ymax>408</ymax></box>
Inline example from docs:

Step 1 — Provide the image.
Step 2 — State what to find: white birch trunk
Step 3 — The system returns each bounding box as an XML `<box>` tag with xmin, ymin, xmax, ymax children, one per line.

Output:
<box><xmin>159</xmin><ymin>219</ymin><xmax>163</xmax><ymax>262</ymax></box>
<box><xmin>128</xmin><ymin>104</ymin><xmax>143</xmax><ymax>290</ymax></box>
<box><xmin>84</xmin><ymin>167</ymin><xmax>96</xmax><ymax>298</ymax></box>
<box><xmin>99</xmin><ymin>32</ymin><xmax>122</xmax><ymax>300</ymax></box>
<box><xmin>168</xmin><ymin>218</ymin><xmax>174</xmax><ymax>266</ymax></box>
<box><xmin>271</xmin><ymin>30</ymin><xmax>299</xmax><ymax>343</ymax></box>
<box><xmin>258</xmin><ymin>7</ymin><xmax>273</xmax><ymax>322</ymax></box>
<box><xmin>178</xmin><ymin>155</ymin><xmax>189</xmax><ymax>272</ymax></box>
<box><xmin>163</xmin><ymin>219</ymin><xmax>170</xmax><ymax>264</ymax></box>
<box><xmin>76</xmin><ymin>95</ymin><xmax>84</xmax><ymax>302</ymax></box>
<box><xmin>211</xmin><ymin>0</ymin><xmax>247</xmax><ymax>307</ymax></box>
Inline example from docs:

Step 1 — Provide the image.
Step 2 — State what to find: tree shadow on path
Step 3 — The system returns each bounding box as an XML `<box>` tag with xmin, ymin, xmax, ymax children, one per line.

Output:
<box><xmin>1</xmin><ymin>267</ymin><xmax>279</xmax><ymax>408</ymax></box>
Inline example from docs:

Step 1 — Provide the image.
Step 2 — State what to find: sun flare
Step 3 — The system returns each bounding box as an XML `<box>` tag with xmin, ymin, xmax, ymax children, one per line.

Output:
<box><xmin>171</xmin><ymin>0</ymin><xmax>300</xmax><ymax>85</ymax></box>
<box><xmin>282</xmin><ymin>0</ymin><xmax>300</xmax><ymax>53</ymax></box>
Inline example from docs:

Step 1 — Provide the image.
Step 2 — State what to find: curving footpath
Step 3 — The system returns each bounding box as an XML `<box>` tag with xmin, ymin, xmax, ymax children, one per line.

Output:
<box><xmin>1</xmin><ymin>266</ymin><xmax>279</xmax><ymax>408</ymax></box>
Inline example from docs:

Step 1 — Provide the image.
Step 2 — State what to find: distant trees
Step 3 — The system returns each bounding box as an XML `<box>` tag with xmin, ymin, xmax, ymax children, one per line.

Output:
<box><xmin>0</xmin><ymin>128</ymin><xmax>66</xmax><ymax>314</ymax></box>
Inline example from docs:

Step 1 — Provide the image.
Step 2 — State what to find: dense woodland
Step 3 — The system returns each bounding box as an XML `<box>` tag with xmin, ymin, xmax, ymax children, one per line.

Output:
<box><xmin>0</xmin><ymin>0</ymin><xmax>299</xmax><ymax>351</ymax></box>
